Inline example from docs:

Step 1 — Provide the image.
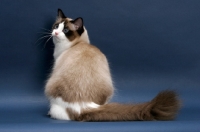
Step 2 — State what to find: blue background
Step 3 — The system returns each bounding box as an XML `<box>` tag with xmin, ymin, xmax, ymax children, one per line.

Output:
<box><xmin>0</xmin><ymin>0</ymin><xmax>200</xmax><ymax>131</ymax></box>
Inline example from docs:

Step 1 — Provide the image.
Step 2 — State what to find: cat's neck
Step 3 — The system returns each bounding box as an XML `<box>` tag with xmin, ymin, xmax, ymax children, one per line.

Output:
<box><xmin>53</xmin><ymin>38</ymin><xmax>72</xmax><ymax>60</ymax></box>
<box><xmin>53</xmin><ymin>29</ymin><xmax>90</xmax><ymax>60</ymax></box>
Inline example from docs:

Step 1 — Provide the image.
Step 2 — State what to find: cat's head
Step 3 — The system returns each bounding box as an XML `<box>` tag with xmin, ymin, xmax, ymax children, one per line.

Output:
<box><xmin>52</xmin><ymin>9</ymin><xmax>90</xmax><ymax>45</ymax></box>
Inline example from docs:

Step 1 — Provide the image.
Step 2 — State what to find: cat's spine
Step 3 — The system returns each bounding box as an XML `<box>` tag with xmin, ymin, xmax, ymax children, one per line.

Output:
<box><xmin>75</xmin><ymin>90</ymin><xmax>180</xmax><ymax>121</ymax></box>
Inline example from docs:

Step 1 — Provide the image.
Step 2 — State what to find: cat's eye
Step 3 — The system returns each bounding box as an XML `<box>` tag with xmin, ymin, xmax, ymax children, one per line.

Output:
<box><xmin>63</xmin><ymin>28</ymin><xmax>68</xmax><ymax>33</ymax></box>
<box><xmin>54</xmin><ymin>25</ymin><xmax>59</xmax><ymax>29</ymax></box>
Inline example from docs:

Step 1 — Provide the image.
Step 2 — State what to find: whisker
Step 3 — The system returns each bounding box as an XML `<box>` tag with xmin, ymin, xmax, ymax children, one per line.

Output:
<box><xmin>35</xmin><ymin>35</ymin><xmax>52</xmax><ymax>46</ymax></box>
<box><xmin>40</xmin><ymin>27</ymin><xmax>51</xmax><ymax>32</ymax></box>
<box><xmin>35</xmin><ymin>27</ymin><xmax>53</xmax><ymax>49</ymax></box>
<box><xmin>37</xmin><ymin>32</ymin><xmax>52</xmax><ymax>35</ymax></box>
<box><xmin>43</xmin><ymin>36</ymin><xmax>53</xmax><ymax>49</ymax></box>
<box><xmin>37</xmin><ymin>35</ymin><xmax>52</xmax><ymax>41</ymax></box>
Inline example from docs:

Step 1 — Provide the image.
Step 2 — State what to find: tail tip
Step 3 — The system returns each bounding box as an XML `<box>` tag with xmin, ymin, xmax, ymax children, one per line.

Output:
<box><xmin>151</xmin><ymin>90</ymin><xmax>181</xmax><ymax>120</ymax></box>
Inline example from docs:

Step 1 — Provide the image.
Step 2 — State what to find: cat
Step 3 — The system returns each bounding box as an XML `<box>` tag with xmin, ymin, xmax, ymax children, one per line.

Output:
<box><xmin>45</xmin><ymin>9</ymin><xmax>180</xmax><ymax>121</ymax></box>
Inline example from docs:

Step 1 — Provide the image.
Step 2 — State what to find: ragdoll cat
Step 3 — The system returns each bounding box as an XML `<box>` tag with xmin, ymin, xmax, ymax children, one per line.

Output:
<box><xmin>45</xmin><ymin>9</ymin><xmax>180</xmax><ymax>121</ymax></box>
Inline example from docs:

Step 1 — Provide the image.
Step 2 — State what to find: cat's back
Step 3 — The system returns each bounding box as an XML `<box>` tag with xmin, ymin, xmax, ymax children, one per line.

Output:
<box><xmin>68</xmin><ymin>42</ymin><xmax>104</xmax><ymax>60</ymax></box>
<box><xmin>52</xmin><ymin>42</ymin><xmax>113</xmax><ymax>101</ymax></box>
<box><xmin>54</xmin><ymin>42</ymin><xmax>109</xmax><ymax>74</ymax></box>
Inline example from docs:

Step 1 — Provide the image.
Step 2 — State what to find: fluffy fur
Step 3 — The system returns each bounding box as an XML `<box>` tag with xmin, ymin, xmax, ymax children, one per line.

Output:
<box><xmin>45</xmin><ymin>9</ymin><xmax>181</xmax><ymax>121</ymax></box>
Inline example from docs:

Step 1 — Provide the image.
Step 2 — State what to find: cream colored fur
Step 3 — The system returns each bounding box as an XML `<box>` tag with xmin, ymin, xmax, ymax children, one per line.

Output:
<box><xmin>45</xmin><ymin>16</ymin><xmax>113</xmax><ymax>120</ymax></box>
<box><xmin>45</xmin><ymin>9</ymin><xmax>180</xmax><ymax>121</ymax></box>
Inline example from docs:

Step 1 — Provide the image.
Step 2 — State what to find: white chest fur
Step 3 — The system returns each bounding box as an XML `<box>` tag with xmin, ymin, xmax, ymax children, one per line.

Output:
<box><xmin>52</xmin><ymin>22</ymin><xmax>73</xmax><ymax>59</ymax></box>
<box><xmin>49</xmin><ymin>97</ymin><xmax>99</xmax><ymax>120</ymax></box>
<box><xmin>53</xmin><ymin>39</ymin><xmax>72</xmax><ymax>59</ymax></box>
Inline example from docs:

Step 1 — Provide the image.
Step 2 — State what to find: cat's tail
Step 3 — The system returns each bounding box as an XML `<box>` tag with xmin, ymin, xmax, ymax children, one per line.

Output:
<box><xmin>76</xmin><ymin>90</ymin><xmax>181</xmax><ymax>121</ymax></box>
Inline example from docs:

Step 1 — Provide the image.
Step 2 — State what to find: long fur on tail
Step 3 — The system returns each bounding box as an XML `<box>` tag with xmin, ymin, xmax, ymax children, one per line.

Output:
<box><xmin>76</xmin><ymin>90</ymin><xmax>180</xmax><ymax>121</ymax></box>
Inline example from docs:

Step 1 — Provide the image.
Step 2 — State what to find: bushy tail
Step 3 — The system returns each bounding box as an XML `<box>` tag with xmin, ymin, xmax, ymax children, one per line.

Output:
<box><xmin>76</xmin><ymin>90</ymin><xmax>180</xmax><ymax>121</ymax></box>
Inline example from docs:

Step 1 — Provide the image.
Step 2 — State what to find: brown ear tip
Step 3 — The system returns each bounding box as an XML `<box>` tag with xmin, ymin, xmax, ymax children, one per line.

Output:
<box><xmin>76</xmin><ymin>17</ymin><xmax>83</xmax><ymax>22</ymax></box>
<box><xmin>72</xmin><ymin>17</ymin><xmax>84</xmax><ymax>27</ymax></box>
<box><xmin>57</xmin><ymin>8</ymin><xmax>66</xmax><ymax>18</ymax></box>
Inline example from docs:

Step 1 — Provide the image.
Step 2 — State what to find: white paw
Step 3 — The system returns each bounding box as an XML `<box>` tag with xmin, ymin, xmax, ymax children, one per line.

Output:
<box><xmin>49</xmin><ymin>104</ymin><xmax>70</xmax><ymax>120</ymax></box>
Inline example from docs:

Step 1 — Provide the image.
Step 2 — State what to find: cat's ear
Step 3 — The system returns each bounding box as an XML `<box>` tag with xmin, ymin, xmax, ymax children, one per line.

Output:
<box><xmin>57</xmin><ymin>8</ymin><xmax>66</xmax><ymax>18</ymax></box>
<box><xmin>69</xmin><ymin>17</ymin><xmax>83</xmax><ymax>31</ymax></box>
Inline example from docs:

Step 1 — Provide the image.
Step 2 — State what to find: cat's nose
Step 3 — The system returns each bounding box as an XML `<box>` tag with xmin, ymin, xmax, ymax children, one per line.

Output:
<box><xmin>55</xmin><ymin>32</ymin><xmax>59</xmax><ymax>36</ymax></box>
